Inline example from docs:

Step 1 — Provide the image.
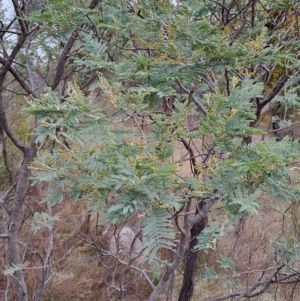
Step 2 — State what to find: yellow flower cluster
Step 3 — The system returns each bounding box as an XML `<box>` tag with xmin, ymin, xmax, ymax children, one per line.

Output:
<box><xmin>97</xmin><ymin>72</ymin><xmax>122</xmax><ymax>108</ymax></box>
<box><xmin>245</xmin><ymin>27</ymin><xmax>267</xmax><ymax>57</ymax></box>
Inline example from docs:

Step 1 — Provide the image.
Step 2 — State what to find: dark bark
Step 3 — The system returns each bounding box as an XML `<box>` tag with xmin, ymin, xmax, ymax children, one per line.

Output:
<box><xmin>148</xmin><ymin>198</ymin><xmax>217</xmax><ymax>301</ymax></box>
<box><xmin>148</xmin><ymin>200</ymin><xmax>192</xmax><ymax>301</ymax></box>
<box><xmin>178</xmin><ymin>203</ymin><xmax>208</xmax><ymax>301</ymax></box>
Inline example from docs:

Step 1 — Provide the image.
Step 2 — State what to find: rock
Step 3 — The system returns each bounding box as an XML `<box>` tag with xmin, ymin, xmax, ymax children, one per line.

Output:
<box><xmin>110</xmin><ymin>226</ymin><xmax>142</xmax><ymax>260</ymax></box>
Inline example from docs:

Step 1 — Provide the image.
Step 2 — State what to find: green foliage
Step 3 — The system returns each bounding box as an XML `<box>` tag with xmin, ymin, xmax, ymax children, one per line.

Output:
<box><xmin>20</xmin><ymin>1</ymin><xmax>300</xmax><ymax>295</ymax></box>
<box><xmin>193</xmin><ymin>223</ymin><xmax>232</xmax><ymax>253</ymax></box>
<box><xmin>142</xmin><ymin>208</ymin><xmax>176</xmax><ymax>262</ymax></box>
<box><xmin>274</xmin><ymin>238</ymin><xmax>300</xmax><ymax>266</ymax></box>
<box><xmin>217</xmin><ymin>255</ymin><xmax>236</xmax><ymax>273</ymax></box>
<box><xmin>201</xmin><ymin>266</ymin><xmax>217</xmax><ymax>280</ymax></box>
<box><xmin>25</xmin><ymin>80</ymin><xmax>183</xmax><ymax>258</ymax></box>
<box><xmin>225</xmin><ymin>188</ymin><xmax>261</xmax><ymax>216</ymax></box>
<box><xmin>31</xmin><ymin>212</ymin><xmax>59</xmax><ymax>233</ymax></box>
<box><xmin>27</xmin><ymin>0</ymin><xmax>300</xmax><ymax>258</ymax></box>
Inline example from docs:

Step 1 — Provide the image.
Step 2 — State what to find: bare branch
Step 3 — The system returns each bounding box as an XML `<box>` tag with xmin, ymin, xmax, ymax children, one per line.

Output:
<box><xmin>178</xmin><ymin>82</ymin><xmax>207</xmax><ymax>115</ymax></box>
<box><xmin>259</xmin><ymin>74</ymin><xmax>289</xmax><ymax>109</ymax></box>
<box><xmin>180</xmin><ymin>138</ymin><xmax>198</xmax><ymax>176</ymax></box>
<box><xmin>209</xmin><ymin>264</ymin><xmax>285</xmax><ymax>301</ymax></box>
<box><xmin>0</xmin><ymin>107</ymin><xmax>27</xmax><ymax>152</ymax></box>
<box><xmin>234</xmin><ymin>265</ymin><xmax>284</xmax><ymax>300</ymax></box>
<box><xmin>0</xmin><ymin>233</ymin><xmax>10</xmax><ymax>238</ymax></box>
<box><xmin>11</xmin><ymin>0</ymin><xmax>28</xmax><ymax>34</ymax></box>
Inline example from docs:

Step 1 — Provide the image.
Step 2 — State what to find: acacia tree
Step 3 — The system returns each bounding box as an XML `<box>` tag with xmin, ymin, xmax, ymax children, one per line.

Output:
<box><xmin>2</xmin><ymin>0</ymin><xmax>300</xmax><ymax>301</ymax></box>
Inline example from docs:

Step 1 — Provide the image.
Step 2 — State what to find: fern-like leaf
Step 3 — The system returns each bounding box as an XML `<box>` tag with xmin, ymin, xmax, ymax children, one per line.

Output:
<box><xmin>142</xmin><ymin>208</ymin><xmax>176</xmax><ymax>262</ymax></box>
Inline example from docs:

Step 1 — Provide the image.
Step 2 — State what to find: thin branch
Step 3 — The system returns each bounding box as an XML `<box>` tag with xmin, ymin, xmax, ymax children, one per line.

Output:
<box><xmin>209</xmin><ymin>264</ymin><xmax>285</xmax><ymax>301</ymax></box>
<box><xmin>0</xmin><ymin>16</ymin><xmax>17</xmax><ymax>39</ymax></box>
<box><xmin>209</xmin><ymin>292</ymin><xmax>240</xmax><ymax>301</ymax></box>
<box><xmin>0</xmin><ymin>107</ymin><xmax>27</xmax><ymax>152</ymax></box>
<box><xmin>202</xmin><ymin>74</ymin><xmax>217</xmax><ymax>94</ymax></box>
<box><xmin>0</xmin><ymin>199</ymin><xmax>10</xmax><ymax>214</ymax></box>
<box><xmin>259</xmin><ymin>74</ymin><xmax>289</xmax><ymax>109</ymax></box>
<box><xmin>0</xmin><ymin>180</ymin><xmax>17</xmax><ymax>203</ymax></box>
<box><xmin>50</xmin><ymin>0</ymin><xmax>100</xmax><ymax>90</ymax></box>
<box><xmin>33</xmin><ymin>202</ymin><xmax>54</xmax><ymax>300</ymax></box>
<box><xmin>50</xmin><ymin>34</ymin><xmax>77</xmax><ymax>90</ymax></box>
<box><xmin>178</xmin><ymin>82</ymin><xmax>207</xmax><ymax>115</ymax></box>
<box><xmin>4</xmin><ymin>272</ymin><xmax>10</xmax><ymax>301</ymax></box>
<box><xmin>180</xmin><ymin>138</ymin><xmax>198</xmax><ymax>176</ymax></box>
<box><xmin>0</xmin><ymin>233</ymin><xmax>10</xmax><ymax>238</ymax></box>
<box><xmin>234</xmin><ymin>265</ymin><xmax>284</xmax><ymax>300</ymax></box>
<box><xmin>25</xmin><ymin>34</ymin><xmax>36</xmax><ymax>92</ymax></box>
<box><xmin>228</xmin><ymin>0</ymin><xmax>255</xmax><ymax>23</ymax></box>
<box><xmin>11</xmin><ymin>0</ymin><xmax>28</xmax><ymax>34</ymax></box>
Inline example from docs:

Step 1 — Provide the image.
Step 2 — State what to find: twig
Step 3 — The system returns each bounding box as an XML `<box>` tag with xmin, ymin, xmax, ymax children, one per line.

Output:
<box><xmin>178</xmin><ymin>82</ymin><xmax>207</xmax><ymax>115</ymax></box>
<box><xmin>0</xmin><ymin>233</ymin><xmax>10</xmax><ymax>238</ymax></box>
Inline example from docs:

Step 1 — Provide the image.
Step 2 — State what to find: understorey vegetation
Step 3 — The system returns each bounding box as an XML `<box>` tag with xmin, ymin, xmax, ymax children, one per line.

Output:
<box><xmin>1</xmin><ymin>1</ymin><xmax>300</xmax><ymax>300</ymax></box>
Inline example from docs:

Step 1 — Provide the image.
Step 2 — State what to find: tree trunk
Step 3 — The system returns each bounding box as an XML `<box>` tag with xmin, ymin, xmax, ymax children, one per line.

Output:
<box><xmin>7</xmin><ymin>142</ymin><xmax>36</xmax><ymax>301</ymax></box>
<box><xmin>178</xmin><ymin>204</ymin><xmax>208</xmax><ymax>301</ymax></box>
<box><xmin>148</xmin><ymin>199</ymin><xmax>217</xmax><ymax>301</ymax></box>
